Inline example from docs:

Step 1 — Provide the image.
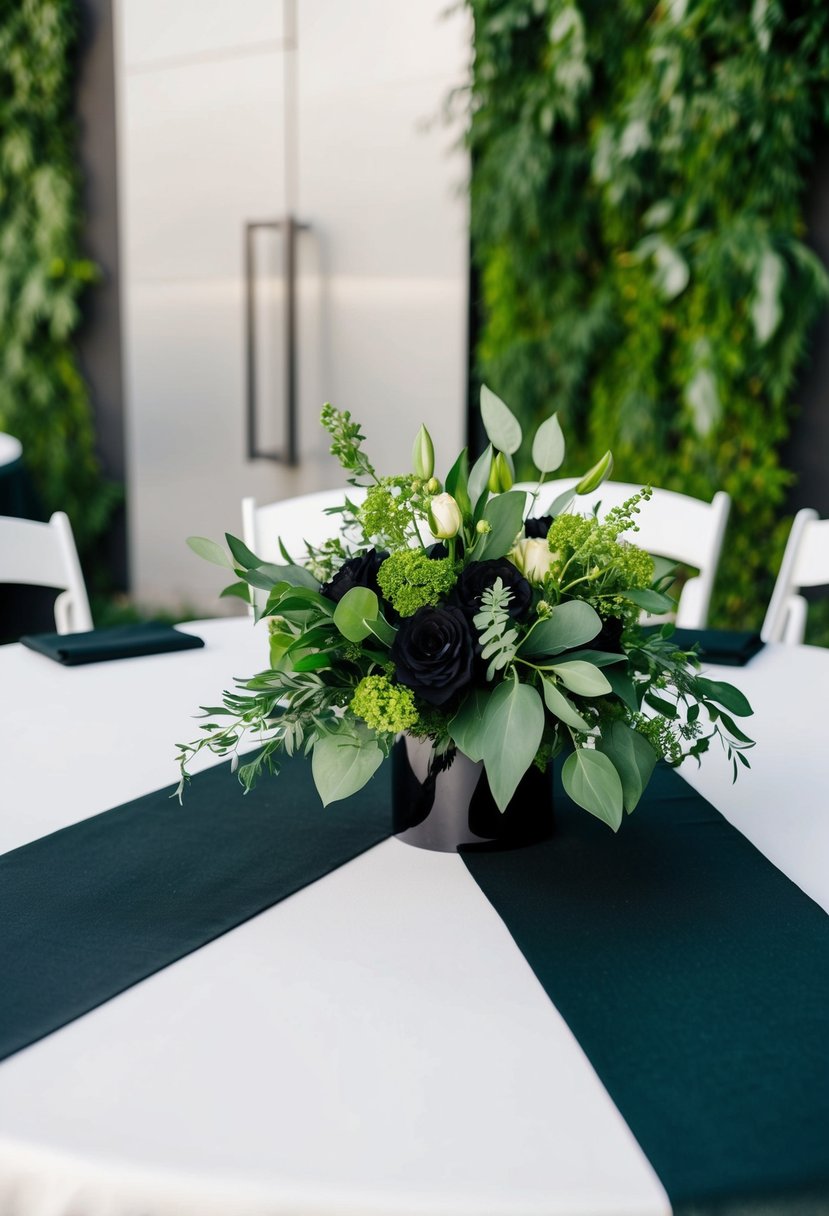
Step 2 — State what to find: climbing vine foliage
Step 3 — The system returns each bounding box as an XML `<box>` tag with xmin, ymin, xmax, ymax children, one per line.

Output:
<box><xmin>0</xmin><ymin>0</ymin><xmax>117</xmax><ymax>550</ymax></box>
<box><xmin>466</xmin><ymin>0</ymin><xmax>829</xmax><ymax>623</ymax></box>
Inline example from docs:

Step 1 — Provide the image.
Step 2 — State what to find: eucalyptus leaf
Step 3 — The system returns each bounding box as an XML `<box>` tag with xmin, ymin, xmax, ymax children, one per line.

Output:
<box><xmin>540</xmin><ymin>486</ymin><xmax>577</xmax><ymax>517</ymax></box>
<box><xmin>519</xmin><ymin>601</ymin><xmax>602</xmax><ymax>657</ymax></box>
<box><xmin>541</xmin><ymin>677</ymin><xmax>591</xmax><ymax>731</ymax></box>
<box><xmin>477</xmin><ymin>491</ymin><xmax>527</xmax><ymax>559</ymax></box>
<box><xmin>561</xmin><ymin>748</ymin><xmax>624</xmax><ymax>830</ymax></box>
<box><xmin>624</xmin><ymin>587</ymin><xmax>676</xmax><ymax>614</ymax></box>
<box><xmin>596</xmin><ymin>721</ymin><xmax>657</xmax><ymax>813</ymax></box>
<box><xmin>225</xmin><ymin>533</ymin><xmax>263</xmax><ymax>570</ymax></box>
<box><xmin>257</xmin><ymin>562</ymin><xmax>319</xmax><ymax>590</ymax></box>
<box><xmin>219</xmin><ymin>581</ymin><xmax>251</xmax><ymax>601</ymax></box>
<box><xmin>480</xmin><ymin>678</ymin><xmax>545</xmax><ymax>811</ymax></box>
<box><xmin>694</xmin><ymin>677</ymin><xmax>753</xmax><ymax>717</ymax></box>
<box><xmin>531</xmin><ymin>413</ymin><xmax>566</xmax><ymax>473</ymax></box>
<box><xmin>548</xmin><ymin>660</ymin><xmax>612</xmax><ymax>697</ymax></box>
<box><xmin>333</xmin><ymin>586</ymin><xmax>380</xmax><ymax>642</ymax></box>
<box><xmin>448</xmin><ymin>688</ymin><xmax>491</xmax><ymax>762</ymax></box>
<box><xmin>468</xmin><ymin>443</ymin><xmax>494</xmax><ymax>511</ymax></box>
<box><xmin>480</xmin><ymin>384</ymin><xmax>522</xmax><ymax>455</ymax></box>
<box><xmin>604</xmin><ymin>668</ymin><xmax>639</xmax><ymax>711</ymax></box>
<box><xmin>187</xmin><ymin>536</ymin><xmax>233</xmax><ymax>569</ymax></box>
<box><xmin>561</xmin><ymin>648</ymin><xmax>627</xmax><ymax>667</ymax></box>
<box><xmin>311</xmin><ymin>726</ymin><xmax>384</xmax><ymax>806</ymax></box>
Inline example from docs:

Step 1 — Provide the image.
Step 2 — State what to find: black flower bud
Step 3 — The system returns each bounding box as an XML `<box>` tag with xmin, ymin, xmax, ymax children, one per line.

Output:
<box><xmin>450</xmin><ymin>558</ymin><xmax>532</xmax><ymax>623</ymax></box>
<box><xmin>320</xmin><ymin>548</ymin><xmax>388</xmax><ymax>604</ymax></box>
<box><xmin>523</xmin><ymin>515</ymin><xmax>553</xmax><ymax>540</ymax></box>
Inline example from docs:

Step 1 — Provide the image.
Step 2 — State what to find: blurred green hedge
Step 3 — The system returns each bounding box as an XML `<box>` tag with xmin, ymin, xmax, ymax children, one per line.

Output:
<box><xmin>466</xmin><ymin>0</ymin><xmax>829</xmax><ymax>625</ymax></box>
<box><xmin>0</xmin><ymin>0</ymin><xmax>118</xmax><ymax>552</ymax></box>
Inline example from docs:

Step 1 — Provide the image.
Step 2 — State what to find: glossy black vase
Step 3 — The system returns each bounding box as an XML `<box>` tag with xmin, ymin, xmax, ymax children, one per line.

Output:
<box><xmin>391</xmin><ymin>734</ymin><xmax>554</xmax><ymax>853</ymax></box>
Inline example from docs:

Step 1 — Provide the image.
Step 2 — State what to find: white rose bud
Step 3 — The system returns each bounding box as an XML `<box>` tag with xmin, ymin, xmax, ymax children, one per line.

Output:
<box><xmin>510</xmin><ymin>537</ymin><xmax>554</xmax><ymax>584</ymax></box>
<box><xmin>428</xmin><ymin>492</ymin><xmax>462</xmax><ymax>540</ymax></box>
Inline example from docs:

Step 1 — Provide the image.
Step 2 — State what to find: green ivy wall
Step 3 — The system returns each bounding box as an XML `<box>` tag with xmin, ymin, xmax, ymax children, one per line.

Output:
<box><xmin>467</xmin><ymin>0</ymin><xmax>829</xmax><ymax>624</ymax></box>
<box><xmin>0</xmin><ymin>0</ymin><xmax>116</xmax><ymax>551</ymax></box>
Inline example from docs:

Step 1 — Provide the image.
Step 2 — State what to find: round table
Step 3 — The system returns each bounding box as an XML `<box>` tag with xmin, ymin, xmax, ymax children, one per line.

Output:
<box><xmin>0</xmin><ymin>620</ymin><xmax>826</xmax><ymax>1216</ymax></box>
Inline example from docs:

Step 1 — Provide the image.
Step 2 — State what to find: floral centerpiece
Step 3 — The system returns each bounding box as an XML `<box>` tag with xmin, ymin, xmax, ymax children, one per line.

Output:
<box><xmin>179</xmin><ymin>387</ymin><xmax>753</xmax><ymax>836</ymax></box>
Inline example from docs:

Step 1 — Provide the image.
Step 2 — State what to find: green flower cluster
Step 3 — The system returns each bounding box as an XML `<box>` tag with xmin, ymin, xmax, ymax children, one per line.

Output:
<box><xmin>631</xmin><ymin>714</ymin><xmax>683</xmax><ymax>766</ymax></box>
<box><xmin>546</xmin><ymin>501</ymin><xmax>655</xmax><ymax>622</ymax></box>
<box><xmin>359</xmin><ymin>477</ymin><xmax>421</xmax><ymax>548</ymax></box>
<box><xmin>350</xmin><ymin>675</ymin><xmax>419</xmax><ymax>735</ymax></box>
<box><xmin>377</xmin><ymin>551</ymin><xmax>457</xmax><ymax>617</ymax></box>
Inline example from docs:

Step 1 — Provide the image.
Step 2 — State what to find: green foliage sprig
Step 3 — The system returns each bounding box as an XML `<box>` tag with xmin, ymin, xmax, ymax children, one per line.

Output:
<box><xmin>465</xmin><ymin>0</ymin><xmax>829</xmax><ymax>624</ymax></box>
<box><xmin>0</xmin><ymin>0</ymin><xmax>118</xmax><ymax>549</ymax></box>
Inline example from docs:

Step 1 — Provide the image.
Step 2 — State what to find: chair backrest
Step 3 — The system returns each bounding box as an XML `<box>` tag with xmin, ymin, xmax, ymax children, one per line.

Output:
<box><xmin>0</xmin><ymin>511</ymin><xmax>93</xmax><ymax>634</ymax></box>
<box><xmin>242</xmin><ymin>488</ymin><xmax>370</xmax><ymax>610</ymax></box>
<box><xmin>761</xmin><ymin>508</ymin><xmax>829</xmax><ymax>644</ymax></box>
<box><xmin>515</xmin><ymin>479</ymin><xmax>731</xmax><ymax>628</ymax></box>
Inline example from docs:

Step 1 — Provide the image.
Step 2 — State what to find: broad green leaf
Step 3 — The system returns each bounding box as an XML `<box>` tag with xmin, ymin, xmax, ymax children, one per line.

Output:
<box><xmin>694</xmin><ymin>677</ymin><xmax>753</xmax><ymax>717</ymax></box>
<box><xmin>481</xmin><ymin>679</ymin><xmax>545</xmax><ymax>811</ymax></box>
<box><xmin>561</xmin><ymin>648</ymin><xmax>627</xmax><ymax>667</ymax></box>
<box><xmin>333</xmin><ymin>586</ymin><xmax>380</xmax><ymax>642</ymax></box>
<box><xmin>548</xmin><ymin>661</ymin><xmax>612</xmax><ymax>697</ymax></box>
<box><xmin>365</xmin><ymin>614</ymin><xmax>397</xmax><ymax>646</ymax></box>
<box><xmin>219</xmin><ymin>581</ymin><xmax>251</xmax><ymax>601</ymax></box>
<box><xmin>225</xmin><ymin>532</ymin><xmax>263</xmax><ymax>570</ymax></box>
<box><xmin>187</xmin><ymin>536</ymin><xmax>233</xmax><ymax>568</ymax></box>
<box><xmin>519</xmin><ymin>601</ymin><xmax>602</xmax><ymax>657</ymax></box>
<box><xmin>604</xmin><ymin>668</ymin><xmax>639</xmax><ymax>711</ymax></box>
<box><xmin>292</xmin><ymin>652</ymin><xmax>332</xmax><ymax>672</ymax></box>
<box><xmin>477</xmin><ymin>491</ymin><xmax>527</xmax><ymax>559</ymax></box>
<box><xmin>445</xmin><ymin>447</ymin><xmax>472</xmax><ymax>518</ymax></box>
<box><xmin>258</xmin><ymin>561</ymin><xmax>319</xmax><ymax>590</ymax></box>
<box><xmin>481</xmin><ymin>384</ymin><xmax>522</xmax><ymax>455</ymax></box>
<box><xmin>624</xmin><ymin>587</ymin><xmax>676</xmax><ymax>614</ymax></box>
<box><xmin>311</xmin><ymin>726</ymin><xmax>384</xmax><ymax>806</ymax></box>
<box><xmin>562</xmin><ymin>748</ymin><xmax>624</xmax><ymax>830</ymax></box>
<box><xmin>531</xmin><ymin>413</ymin><xmax>566</xmax><ymax>473</ymax></box>
<box><xmin>596</xmin><ymin>722</ymin><xmax>657</xmax><ymax>813</ymax></box>
<box><xmin>645</xmin><ymin>691</ymin><xmax>677</xmax><ymax>718</ymax></box>
<box><xmin>448</xmin><ymin>688</ymin><xmax>491</xmax><ymax>762</ymax></box>
<box><xmin>240</xmin><ymin>567</ymin><xmax>282</xmax><ymax>590</ymax></box>
<box><xmin>541</xmin><ymin>677</ymin><xmax>591</xmax><ymax>731</ymax></box>
<box><xmin>468</xmin><ymin>443</ymin><xmax>494</xmax><ymax>511</ymax></box>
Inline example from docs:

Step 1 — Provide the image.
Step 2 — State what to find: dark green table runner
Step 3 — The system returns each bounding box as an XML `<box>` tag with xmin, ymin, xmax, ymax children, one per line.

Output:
<box><xmin>463</xmin><ymin>763</ymin><xmax>829</xmax><ymax>1215</ymax></box>
<box><xmin>2</xmin><ymin>751</ymin><xmax>828</xmax><ymax>1213</ymax></box>
<box><xmin>0</xmin><ymin>757</ymin><xmax>391</xmax><ymax>1062</ymax></box>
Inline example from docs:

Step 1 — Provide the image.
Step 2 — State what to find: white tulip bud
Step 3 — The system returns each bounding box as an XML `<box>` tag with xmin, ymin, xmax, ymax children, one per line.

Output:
<box><xmin>510</xmin><ymin>537</ymin><xmax>554</xmax><ymax>584</ymax></box>
<box><xmin>428</xmin><ymin>492</ymin><xmax>462</xmax><ymax>540</ymax></box>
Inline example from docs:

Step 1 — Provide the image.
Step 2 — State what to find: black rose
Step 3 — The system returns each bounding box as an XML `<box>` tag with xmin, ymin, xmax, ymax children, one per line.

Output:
<box><xmin>320</xmin><ymin>548</ymin><xmax>388</xmax><ymax>604</ymax></box>
<box><xmin>391</xmin><ymin>605</ymin><xmax>474</xmax><ymax>706</ymax></box>
<box><xmin>588</xmin><ymin>615</ymin><xmax>625</xmax><ymax>654</ymax></box>
<box><xmin>524</xmin><ymin>515</ymin><xmax>553</xmax><ymax>540</ymax></box>
<box><xmin>451</xmin><ymin>558</ymin><xmax>532</xmax><ymax>623</ymax></box>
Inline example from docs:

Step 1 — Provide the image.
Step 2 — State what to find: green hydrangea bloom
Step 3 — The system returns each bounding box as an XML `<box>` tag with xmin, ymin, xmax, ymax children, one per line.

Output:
<box><xmin>350</xmin><ymin>675</ymin><xmax>419</xmax><ymax>734</ymax></box>
<box><xmin>359</xmin><ymin>477</ymin><xmax>420</xmax><ymax>548</ymax></box>
<box><xmin>377</xmin><ymin>550</ymin><xmax>457</xmax><ymax>617</ymax></box>
<box><xmin>546</xmin><ymin>495</ymin><xmax>655</xmax><ymax>623</ymax></box>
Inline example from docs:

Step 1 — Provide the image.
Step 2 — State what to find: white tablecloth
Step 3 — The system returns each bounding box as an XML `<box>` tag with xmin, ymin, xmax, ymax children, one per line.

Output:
<box><xmin>0</xmin><ymin>620</ymin><xmax>825</xmax><ymax>1216</ymax></box>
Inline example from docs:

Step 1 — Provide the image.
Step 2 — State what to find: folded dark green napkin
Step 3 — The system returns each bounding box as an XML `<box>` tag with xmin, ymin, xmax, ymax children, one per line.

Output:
<box><xmin>642</xmin><ymin>627</ymin><xmax>764</xmax><ymax>666</ymax></box>
<box><xmin>20</xmin><ymin>622</ymin><xmax>204</xmax><ymax>665</ymax></box>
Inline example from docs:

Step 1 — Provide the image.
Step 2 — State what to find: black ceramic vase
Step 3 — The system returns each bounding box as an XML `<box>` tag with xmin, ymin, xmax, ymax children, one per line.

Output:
<box><xmin>391</xmin><ymin>734</ymin><xmax>554</xmax><ymax>853</ymax></box>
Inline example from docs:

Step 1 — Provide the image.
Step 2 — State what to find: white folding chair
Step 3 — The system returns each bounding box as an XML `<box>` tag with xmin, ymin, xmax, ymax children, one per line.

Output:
<box><xmin>0</xmin><ymin>511</ymin><xmax>93</xmax><ymax>634</ymax></box>
<box><xmin>516</xmin><ymin>479</ymin><xmax>731</xmax><ymax>628</ymax></box>
<box><xmin>241</xmin><ymin>487</ymin><xmax>370</xmax><ymax>611</ymax></box>
<box><xmin>761</xmin><ymin>508</ymin><xmax>829</xmax><ymax>644</ymax></box>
